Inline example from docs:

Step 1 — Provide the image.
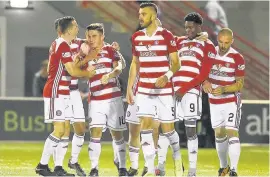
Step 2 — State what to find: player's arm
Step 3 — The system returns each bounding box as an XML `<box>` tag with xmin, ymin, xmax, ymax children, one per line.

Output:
<box><xmin>127</xmin><ymin>55</ymin><xmax>139</xmax><ymax>90</ymax></box>
<box><xmin>65</xmin><ymin>59</ymin><xmax>95</xmax><ymax>78</ymax></box>
<box><xmin>176</xmin><ymin>42</ymin><xmax>216</xmax><ymax>96</ymax></box>
<box><xmin>212</xmin><ymin>54</ymin><xmax>245</xmax><ymax>95</ymax></box>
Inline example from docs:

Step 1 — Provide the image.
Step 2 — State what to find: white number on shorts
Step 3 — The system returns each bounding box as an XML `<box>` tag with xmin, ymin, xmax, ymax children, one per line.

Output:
<box><xmin>190</xmin><ymin>103</ymin><xmax>195</xmax><ymax>112</ymax></box>
<box><xmin>119</xmin><ymin>116</ymin><xmax>126</xmax><ymax>125</ymax></box>
<box><xmin>228</xmin><ymin>113</ymin><xmax>234</xmax><ymax>122</ymax></box>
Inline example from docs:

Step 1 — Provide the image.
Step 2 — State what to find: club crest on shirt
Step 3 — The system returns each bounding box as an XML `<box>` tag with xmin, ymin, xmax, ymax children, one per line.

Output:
<box><xmin>146</xmin><ymin>44</ymin><xmax>151</xmax><ymax>50</ymax></box>
<box><xmin>154</xmin><ymin>41</ymin><xmax>159</xmax><ymax>45</ymax></box>
<box><xmin>188</xmin><ymin>44</ymin><xmax>193</xmax><ymax>50</ymax></box>
<box><xmin>225</xmin><ymin>63</ymin><xmax>230</xmax><ymax>68</ymax></box>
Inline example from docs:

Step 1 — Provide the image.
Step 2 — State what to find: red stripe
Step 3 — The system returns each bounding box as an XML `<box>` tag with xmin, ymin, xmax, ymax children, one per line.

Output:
<box><xmin>140</xmin><ymin>61</ymin><xmax>169</xmax><ymax>67</ymax></box>
<box><xmin>174</xmin><ymin>71</ymin><xmax>198</xmax><ymax>78</ymax></box>
<box><xmin>139</xmin><ymin>72</ymin><xmax>166</xmax><ymax>78</ymax></box>
<box><xmin>90</xmin><ymin>92</ymin><xmax>122</xmax><ymax>101</ymax></box>
<box><xmin>133</xmin><ymin>40</ymin><xmax>167</xmax><ymax>46</ymax></box>
<box><xmin>58</xmin><ymin>90</ymin><xmax>70</xmax><ymax>95</ymax></box>
<box><xmin>208</xmin><ymin>78</ymin><xmax>235</xmax><ymax>86</ymax></box>
<box><xmin>173</xmin><ymin>81</ymin><xmax>200</xmax><ymax>89</ymax></box>
<box><xmin>91</xmin><ymin>74</ymin><xmax>104</xmax><ymax>81</ymax></box>
<box><xmin>181</xmin><ymin>61</ymin><xmax>201</xmax><ymax>69</ymax></box>
<box><xmin>90</xmin><ymin>83</ymin><xmax>116</xmax><ymax>92</ymax></box>
<box><xmin>209</xmin><ymin>97</ymin><xmax>236</xmax><ymax>104</ymax></box>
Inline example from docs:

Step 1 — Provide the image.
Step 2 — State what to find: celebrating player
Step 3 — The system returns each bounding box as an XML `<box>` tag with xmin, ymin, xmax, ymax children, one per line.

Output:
<box><xmin>203</xmin><ymin>28</ymin><xmax>245</xmax><ymax>177</ymax></box>
<box><xmin>35</xmin><ymin>16</ymin><xmax>95</xmax><ymax>177</ymax></box>
<box><xmin>127</xmin><ymin>2</ymin><xmax>183</xmax><ymax>176</ymax></box>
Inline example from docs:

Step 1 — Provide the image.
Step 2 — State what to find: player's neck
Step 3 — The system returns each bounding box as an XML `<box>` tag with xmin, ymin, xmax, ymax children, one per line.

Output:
<box><xmin>146</xmin><ymin>22</ymin><xmax>158</xmax><ymax>37</ymax></box>
<box><xmin>218</xmin><ymin>48</ymin><xmax>230</xmax><ymax>56</ymax></box>
<box><xmin>60</xmin><ymin>34</ymin><xmax>72</xmax><ymax>44</ymax></box>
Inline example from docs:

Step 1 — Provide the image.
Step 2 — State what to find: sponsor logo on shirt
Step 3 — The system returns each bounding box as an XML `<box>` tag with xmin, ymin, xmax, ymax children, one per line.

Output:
<box><xmin>238</xmin><ymin>64</ymin><xmax>245</xmax><ymax>70</ymax></box>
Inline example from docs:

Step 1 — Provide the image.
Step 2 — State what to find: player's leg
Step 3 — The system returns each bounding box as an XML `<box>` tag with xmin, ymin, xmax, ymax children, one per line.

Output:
<box><xmin>68</xmin><ymin>90</ymin><xmax>86</xmax><ymax>176</ymax></box>
<box><xmin>210</xmin><ymin>103</ymin><xmax>229</xmax><ymax>176</ymax></box>
<box><xmin>36</xmin><ymin>97</ymin><xmax>66</xmax><ymax>176</ymax></box>
<box><xmin>126</xmin><ymin>103</ymin><xmax>140</xmax><ymax>175</ymax></box>
<box><xmin>108</xmin><ymin>98</ymin><xmax>128</xmax><ymax>176</ymax></box>
<box><xmin>112</xmin><ymin>138</ymin><xmax>119</xmax><ymax>170</ymax></box>
<box><xmin>136</xmin><ymin>94</ymin><xmax>156</xmax><ymax>175</ymax></box>
<box><xmin>182</xmin><ymin>93</ymin><xmax>202</xmax><ymax>176</ymax></box>
<box><xmin>53</xmin><ymin>97</ymin><xmax>75</xmax><ymax>176</ymax></box>
<box><xmin>158</xmin><ymin>95</ymin><xmax>183</xmax><ymax>177</ymax></box>
<box><xmin>225</xmin><ymin>102</ymin><xmax>242</xmax><ymax>176</ymax></box>
<box><xmin>88</xmin><ymin>102</ymin><xmax>107</xmax><ymax>176</ymax></box>
<box><xmin>156</xmin><ymin>132</ymin><xmax>170</xmax><ymax>176</ymax></box>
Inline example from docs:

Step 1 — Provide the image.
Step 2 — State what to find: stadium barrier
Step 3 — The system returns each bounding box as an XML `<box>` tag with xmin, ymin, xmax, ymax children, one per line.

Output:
<box><xmin>0</xmin><ymin>97</ymin><xmax>269</xmax><ymax>144</ymax></box>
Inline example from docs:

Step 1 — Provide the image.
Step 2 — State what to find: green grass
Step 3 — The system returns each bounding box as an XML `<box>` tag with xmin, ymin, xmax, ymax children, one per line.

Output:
<box><xmin>0</xmin><ymin>142</ymin><xmax>269</xmax><ymax>176</ymax></box>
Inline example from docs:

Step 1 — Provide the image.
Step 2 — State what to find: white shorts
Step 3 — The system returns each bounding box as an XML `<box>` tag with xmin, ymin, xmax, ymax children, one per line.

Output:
<box><xmin>70</xmin><ymin>90</ymin><xmax>85</xmax><ymax>123</ymax></box>
<box><xmin>88</xmin><ymin>97</ymin><xmax>126</xmax><ymax>131</ymax></box>
<box><xmin>210</xmin><ymin>102</ymin><xmax>242</xmax><ymax>130</ymax></box>
<box><xmin>44</xmin><ymin>95</ymin><xmax>73</xmax><ymax>123</ymax></box>
<box><xmin>125</xmin><ymin>103</ymin><xmax>139</xmax><ymax>125</ymax></box>
<box><xmin>136</xmin><ymin>93</ymin><xmax>174</xmax><ymax>123</ymax></box>
<box><xmin>175</xmin><ymin>92</ymin><xmax>202</xmax><ymax>121</ymax></box>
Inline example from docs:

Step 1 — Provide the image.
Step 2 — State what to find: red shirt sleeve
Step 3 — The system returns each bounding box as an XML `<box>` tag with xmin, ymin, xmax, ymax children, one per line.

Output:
<box><xmin>163</xmin><ymin>29</ymin><xmax>177</xmax><ymax>54</ymax></box>
<box><xmin>234</xmin><ymin>54</ymin><xmax>245</xmax><ymax>77</ymax></box>
<box><xmin>110</xmin><ymin>47</ymin><xmax>121</xmax><ymax>62</ymax></box>
<box><xmin>59</xmin><ymin>42</ymin><xmax>73</xmax><ymax>64</ymax></box>
<box><xmin>176</xmin><ymin>41</ymin><xmax>216</xmax><ymax>95</ymax></box>
<box><xmin>131</xmin><ymin>33</ymin><xmax>139</xmax><ymax>57</ymax></box>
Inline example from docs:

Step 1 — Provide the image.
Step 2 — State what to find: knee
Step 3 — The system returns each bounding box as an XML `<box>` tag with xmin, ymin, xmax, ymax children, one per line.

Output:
<box><xmin>140</xmin><ymin>117</ymin><xmax>153</xmax><ymax>130</ymax></box>
<box><xmin>185</xmin><ymin>126</ymin><xmax>196</xmax><ymax>138</ymax></box>
<box><xmin>53</xmin><ymin>122</ymin><xmax>65</xmax><ymax>138</ymax></box>
<box><xmin>226</xmin><ymin>128</ymin><xmax>238</xmax><ymax>138</ymax></box>
<box><xmin>90</xmin><ymin>127</ymin><xmax>103</xmax><ymax>139</ymax></box>
<box><xmin>160</xmin><ymin>122</ymin><xmax>174</xmax><ymax>133</ymax></box>
<box><xmin>214</xmin><ymin>127</ymin><xmax>226</xmax><ymax>138</ymax></box>
<box><xmin>73</xmin><ymin>122</ymin><xmax>86</xmax><ymax>136</ymax></box>
<box><xmin>111</xmin><ymin>130</ymin><xmax>123</xmax><ymax>141</ymax></box>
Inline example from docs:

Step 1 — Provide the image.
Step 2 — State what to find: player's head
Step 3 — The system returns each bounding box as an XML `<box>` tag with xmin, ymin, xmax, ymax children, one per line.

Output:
<box><xmin>139</xmin><ymin>2</ymin><xmax>159</xmax><ymax>28</ymax></box>
<box><xmin>54</xmin><ymin>18</ymin><xmax>61</xmax><ymax>36</ymax></box>
<box><xmin>184</xmin><ymin>12</ymin><xmax>203</xmax><ymax>39</ymax></box>
<box><xmin>58</xmin><ymin>16</ymin><xmax>79</xmax><ymax>40</ymax></box>
<box><xmin>41</xmin><ymin>59</ymin><xmax>49</xmax><ymax>75</ymax></box>
<box><xmin>217</xmin><ymin>28</ymin><xmax>234</xmax><ymax>54</ymax></box>
<box><xmin>86</xmin><ymin>23</ymin><xmax>105</xmax><ymax>48</ymax></box>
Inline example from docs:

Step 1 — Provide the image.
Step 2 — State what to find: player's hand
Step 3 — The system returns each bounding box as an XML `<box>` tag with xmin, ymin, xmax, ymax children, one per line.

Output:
<box><xmin>155</xmin><ymin>75</ymin><xmax>168</xmax><ymax>88</ymax></box>
<box><xmin>80</xmin><ymin>43</ymin><xmax>90</xmax><ymax>55</ymax></box>
<box><xmin>111</xmin><ymin>42</ymin><xmax>120</xmax><ymax>51</ymax></box>
<box><xmin>87</xmin><ymin>65</ymin><xmax>96</xmax><ymax>78</ymax></box>
<box><xmin>203</xmin><ymin>80</ymin><xmax>212</xmax><ymax>93</ymax></box>
<box><xmin>100</xmin><ymin>74</ymin><xmax>110</xmax><ymax>85</ymax></box>
<box><xmin>196</xmin><ymin>32</ymin><xmax>208</xmax><ymax>41</ymax></box>
<box><xmin>212</xmin><ymin>86</ymin><xmax>224</xmax><ymax>96</ymax></box>
<box><xmin>126</xmin><ymin>89</ymin><xmax>135</xmax><ymax>105</ymax></box>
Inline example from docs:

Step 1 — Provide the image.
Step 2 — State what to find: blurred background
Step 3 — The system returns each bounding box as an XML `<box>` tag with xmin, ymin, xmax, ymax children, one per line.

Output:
<box><xmin>0</xmin><ymin>0</ymin><xmax>269</xmax><ymax>145</ymax></box>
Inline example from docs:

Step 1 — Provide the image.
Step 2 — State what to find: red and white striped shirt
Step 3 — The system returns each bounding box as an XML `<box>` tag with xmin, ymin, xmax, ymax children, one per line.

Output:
<box><xmin>132</xmin><ymin>27</ymin><xmax>177</xmax><ymax>96</ymax></box>
<box><xmin>88</xmin><ymin>45</ymin><xmax>122</xmax><ymax>101</ymax></box>
<box><xmin>43</xmin><ymin>38</ymin><xmax>73</xmax><ymax>98</ymax></box>
<box><xmin>70</xmin><ymin>38</ymin><xmax>84</xmax><ymax>90</ymax></box>
<box><xmin>208</xmin><ymin>47</ymin><xmax>245</xmax><ymax>104</ymax></box>
<box><xmin>173</xmin><ymin>37</ymin><xmax>216</xmax><ymax>95</ymax></box>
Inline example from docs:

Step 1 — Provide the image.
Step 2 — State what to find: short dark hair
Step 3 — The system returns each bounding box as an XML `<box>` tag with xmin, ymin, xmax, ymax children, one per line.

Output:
<box><xmin>140</xmin><ymin>2</ymin><xmax>158</xmax><ymax>14</ymax></box>
<box><xmin>86</xmin><ymin>23</ymin><xmax>104</xmax><ymax>35</ymax></box>
<box><xmin>184</xmin><ymin>12</ymin><xmax>203</xmax><ymax>25</ymax></box>
<box><xmin>58</xmin><ymin>16</ymin><xmax>75</xmax><ymax>34</ymax></box>
<box><xmin>54</xmin><ymin>18</ymin><xmax>61</xmax><ymax>31</ymax></box>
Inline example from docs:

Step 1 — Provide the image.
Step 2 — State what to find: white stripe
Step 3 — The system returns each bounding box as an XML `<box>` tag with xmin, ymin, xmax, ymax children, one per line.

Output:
<box><xmin>59</xmin><ymin>85</ymin><xmax>69</xmax><ymax>90</ymax></box>
<box><xmin>180</xmin><ymin>66</ymin><xmax>200</xmax><ymax>74</ymax></box>
<box><xmin>71</xmin><ymin>79</ymin><xmax>78</xmax><ymax>85</ymax></box>
<box><xmin>139</xmin><ymin>56</ymin><xmax>168</xmax><ymax>62</ymax></box>
<box><xmin>100</xmin><ymin>50</ymin><xmax>108</xmax><ymax>54</ymax></box>
<box><xmin>135</xmin><ymin>45</ymin><xmax>167</xmax><ymax>51</ymax></box>
<box><xmin>172</xmin><ymin>76</ymin><xmax>193</xmax><ymax>82</ymax></box>
<box><xmin>95</xmin><ymin>68</ymin><xmax>112</xmax><ymax>75</ymax></box>
<box><xmin>92</xmin><ymin>87</ymin><xmax>120</xmax><ymax>96</ymax></box>
<box><xmin>209</xmin><ymin>93</ymin><xmax>235</xmax><ymax>99</ymax></box>
<box><xmin>140</xmin><ymin>67</ymin><xmax>169</xmax><ymax>73</ymax></box>
<box><xmin>88</xmin><ymin>57</ymin><xmax>112</xmax><ymax>65</ymax></box>
<box><xmin>135</xmin><ymin>35</ymin><xmax>164</xmax><ymax>41</ymax></box>
<box><xmin>209</xmin><ymin>74</ymin><xmax>235</xmax><ymax>82</ymax></box>
<box><xmin>180</xmin><ymin>40</ymin><xmax>205</xmax><ymax>46</ymax></box>
<box><xmin>62</xmin><ymin>76</ymin><xmax>71</xmax><ymax>81</ymax></box>
<box><xmin>140</xmin><ymin>78</ymin><xmax>157</xmax><ymax>83</ymax></box>
<box><xmin>180</xmin><ymin>56</ymin><xmax>201</xmax><ymax>64</ymax></box>
<box><xmin>52</xmin><ymin>62</ymin><xmax>63</xmax><ymax>97</ymax></box>
<box><xmin>90</xmin><ymin>78</ymin><xmax>116</xmax><ymax>87</ymax></box>
<box><xmin>179</xmin><ymin>46</ymin><xmax>203</xmax><ymax>56</ymax></box>
<box><xmin>215</xmin><ymin>56</ymin><xmax>235</xmax><ymax>63</ymax></box>
<box><xmin>138</xmin><ymin>87</ymin><xmax>172</xmax><ymax>94</ymax></box>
